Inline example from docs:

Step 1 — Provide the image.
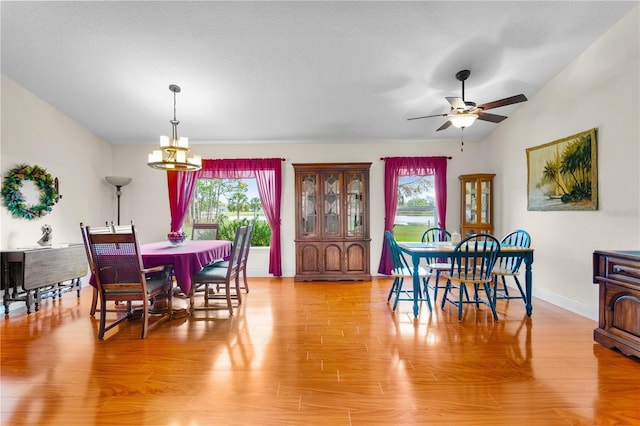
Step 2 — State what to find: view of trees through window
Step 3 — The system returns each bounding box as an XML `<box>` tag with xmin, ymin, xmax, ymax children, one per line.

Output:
<box><xmin>187</xmin><ymin>178</ymin><xmax>271</xmax><ymax>246</ymax></box>
<box><xmin>393</xmin><ymin>175</ymin><xmax>437</xmax><ymax>242</ymax></box>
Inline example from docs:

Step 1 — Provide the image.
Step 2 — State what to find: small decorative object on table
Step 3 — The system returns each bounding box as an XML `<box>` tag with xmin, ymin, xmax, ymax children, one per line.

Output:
<box><xmin>167</xmin><ymin>231</ymin><xmax>187</xmax><ymax>247</ymax></box>
<box><xmin>37</xmin><ymin>224</ymin><xmax>53</xmax><ymax>246</ymax></box>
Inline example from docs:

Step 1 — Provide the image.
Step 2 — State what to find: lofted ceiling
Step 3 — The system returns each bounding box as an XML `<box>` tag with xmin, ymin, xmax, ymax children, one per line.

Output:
<box><xmin>1</xmin><ymin>1</ymin><xmax>636</xmax><ymax>146</ymax></box>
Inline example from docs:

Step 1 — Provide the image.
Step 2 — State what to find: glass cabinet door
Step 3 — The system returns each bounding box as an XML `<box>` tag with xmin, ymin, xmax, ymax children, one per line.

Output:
<box><xmin>465</xmin><ymin>180</ymin><xmax>477</xmax><ymax>223</ymax></box>
<box><xmin>300</xmin><ymin>174</ymin><xmax>318</xmax><ymax>237</ymax></box>
<box><xmin>323</xmin><ymin>173</ymin><xmax>341</xmax><ymax>237</ymax></box>
<box><xmin>480</xmin><ymin>179</ymin><xmax>491</xmax><ymax>224</ymax></box>
<box><xmin>345</xmin><ymin>173</ymin><xmax>364</xmax><ymax>237</ymax></box>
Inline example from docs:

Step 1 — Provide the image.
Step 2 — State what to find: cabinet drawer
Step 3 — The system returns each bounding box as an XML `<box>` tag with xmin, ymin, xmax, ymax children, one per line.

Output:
<box><xmin>605</xmin><ymin>257</ymin><xmax>640</xmax><ymax>286</ymax></box>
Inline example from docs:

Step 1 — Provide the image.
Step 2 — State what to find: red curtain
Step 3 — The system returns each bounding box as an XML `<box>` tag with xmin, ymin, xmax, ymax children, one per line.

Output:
<box><xmin>167</xmin><ymin>170</ymin><xmax>198</xmax><ymax>233</ymax></box>
<box><xmin>167</xmin><ymin>158</ymin><xmax>283</xmax><ymax>276</ymax></box>
<box><xmin>377</xmin><ymin>156</ymin><xmax>448</xmax><ymax>275</ymax></box>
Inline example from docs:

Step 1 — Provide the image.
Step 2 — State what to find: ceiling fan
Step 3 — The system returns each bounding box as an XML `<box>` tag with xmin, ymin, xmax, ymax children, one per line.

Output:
<box><xmin>408</xmin><ymin>69</ymin><xmax>528</xmax><ymax>131</ymax></box>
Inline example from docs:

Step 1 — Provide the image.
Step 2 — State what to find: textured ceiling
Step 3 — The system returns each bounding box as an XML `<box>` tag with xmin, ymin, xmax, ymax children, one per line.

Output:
<box><xmin>1</xmin><ymin>1</ymin><xmax>636</xmax><ymax>145</ymax></box>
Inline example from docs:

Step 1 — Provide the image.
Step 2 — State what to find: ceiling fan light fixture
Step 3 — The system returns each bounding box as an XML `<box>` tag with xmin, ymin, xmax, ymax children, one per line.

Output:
<box><xmin>449</xmin><ymin>113</ymin><xmax>478</xmax><ymax>129</ymax></box>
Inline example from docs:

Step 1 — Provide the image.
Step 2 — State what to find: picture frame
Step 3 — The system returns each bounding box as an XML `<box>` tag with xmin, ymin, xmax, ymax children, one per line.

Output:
<box><xmin>526</xmin><ymin>128</ymin><xmax>598</xmax><ymax>211</ymax></box>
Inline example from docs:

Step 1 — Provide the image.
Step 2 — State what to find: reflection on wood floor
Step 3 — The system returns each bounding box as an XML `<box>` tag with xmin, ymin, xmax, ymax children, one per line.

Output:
<box><xmin>1</xmin><ymin>277</ymin><xmax>638</xmax><ymax>425</ymax></box>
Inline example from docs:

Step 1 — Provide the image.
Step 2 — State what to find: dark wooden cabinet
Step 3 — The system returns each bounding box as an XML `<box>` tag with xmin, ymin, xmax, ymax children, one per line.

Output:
<box><xmin>293</xmin><ymin>162</ymin><xmax>371</xmax><ymax>281</ymax></box>
<box><xmin>593</xmin><ymin>250</ymin><xmax>640</xmax><ymax>358</ymax></box>
<box><xmin>459</xmin><ymin>173</ymin><xmax>495</xmax><ymax>237</ymax></box>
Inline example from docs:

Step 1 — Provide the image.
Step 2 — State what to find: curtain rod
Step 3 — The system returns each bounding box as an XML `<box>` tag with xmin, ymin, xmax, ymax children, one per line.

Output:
<box><xmin>379</xmin><ymin>156</ymin><xmax>453</xmax><ymax>160</ymax></box>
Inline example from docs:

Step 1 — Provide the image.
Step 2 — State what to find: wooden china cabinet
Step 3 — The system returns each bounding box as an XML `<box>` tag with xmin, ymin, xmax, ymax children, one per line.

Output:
<box><xmin>459</xmin><ymin>173</ymin><xmax>495</xmax><ymax>237</ymax></box>
<box><xmin>293</xmin><ymin>163</ymin><xmax>371</xmax><ymax>282</ymax></box>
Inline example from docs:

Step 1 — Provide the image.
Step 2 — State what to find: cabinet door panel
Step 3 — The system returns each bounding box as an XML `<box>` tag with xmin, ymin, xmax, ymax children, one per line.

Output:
<box><xmin>464</xmin><ymin>180</ymin><xmax>476</xmax><ymax>224</ymax></box>
<box><xmin>323</xmin><ymin>243</ymin><xmax>343</xmax><ymax>273</ymax></box>
<box><xmin>345</xmin><ymin>172</ymin><xmax>365</xmax><ymax>238</ymax></box>
<box><xmin>605</xmin><ymin>282</ymin><xmax>640</xmax><ymax>339</ymax></box>
<box><xmin>480</xmin><ymin>179</ymin><xmax>491</xmax><ymax>224</ymax></box>
<box><xmin>345</xmin><ymin>242</ymin><xmax>368</xmax><ymax>274</ymax></box>
<box><xmin>298</xmin><ymin>243</ymin><xmax>321</xmax><ymax>275</ymax></box>
<box><xmin>299</xmin><ymin>173</ymin><xmax>319</xmax><ymax>239</ymax></box>
<box><xmin>322</xmin><ymin>173</ymin><xmax>342</xmax><ymax>238</ymax></box>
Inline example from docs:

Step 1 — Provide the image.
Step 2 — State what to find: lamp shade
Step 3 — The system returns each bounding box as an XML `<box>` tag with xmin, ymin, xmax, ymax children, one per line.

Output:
<box><xmin>105</xmin><ymin>176</ymin><xmax>132</xmax><ymax>187</ymax></box>
<box><xmin>449</xmin><ymin>113</ymin><xmax>478</xmax><ymax>129</ymax></box>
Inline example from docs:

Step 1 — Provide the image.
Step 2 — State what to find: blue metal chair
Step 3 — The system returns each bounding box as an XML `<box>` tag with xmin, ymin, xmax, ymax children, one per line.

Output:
<box><xmin>421</xmin><ymin>227</ymin><xmax>452</xmax><ymax>303</ymax></box>
<box><xmin>385</xmin><ymin>231</ymin><xmax>432</xmax><ymax>312</ymax></box>
<box><xmin>492</xmin><ymin>229</ymin><xmax>531</xmax><ymax>305</ymax></box>
<box><xmin>441</xmin><ymin>234</ymin><xmax>501</xmax><ymax>321</ymax></box>
<box><xmin>421</xmin><ymin>227</ymin><xmax>451</xmax><ymax>244</ymax></box>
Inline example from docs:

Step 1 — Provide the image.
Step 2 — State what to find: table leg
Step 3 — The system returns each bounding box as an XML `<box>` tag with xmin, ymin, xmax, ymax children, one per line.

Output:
<box><xmin>525</xmin><ymin>255</ymin><xmax>533</xmax><ymax>316</ymax></box>
<box><xmin>412</xmin><ymin>255</ymin><xmax>420</xmax><ymax>317</ymax></box>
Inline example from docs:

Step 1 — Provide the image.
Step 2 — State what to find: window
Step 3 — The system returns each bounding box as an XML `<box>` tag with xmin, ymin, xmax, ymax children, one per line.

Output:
<box><xmin>393</xmin><ymin>175</ymin><xmax>437</xmax><ymax>242</ymax></box>
<box><xmin>187</xmin><ymin>178</ymin><xmax>271</xmax><ymax>246</ymax></box>
<box><xmin>377</xmin><ymin>156</ymin><xmax>447</xmax><ymax>275</ymax></box>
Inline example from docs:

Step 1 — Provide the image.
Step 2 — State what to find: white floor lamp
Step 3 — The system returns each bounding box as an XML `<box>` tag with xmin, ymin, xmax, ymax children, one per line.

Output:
<box><xmin>105</xmin><ymin>176</ymin><xmax>132</xmax><ymax>225</ymax></box>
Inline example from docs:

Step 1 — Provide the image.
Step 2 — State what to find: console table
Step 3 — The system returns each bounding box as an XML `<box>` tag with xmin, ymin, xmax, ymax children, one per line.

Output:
<box><xmin>593</xmin><ymin>250</ymin><xmax>640</xmax><ymax>358</ymax></box>
<box><xmin>1</xmin><ymin>244</ymin><xmax>88</xmax><ymax>314</ymax></box>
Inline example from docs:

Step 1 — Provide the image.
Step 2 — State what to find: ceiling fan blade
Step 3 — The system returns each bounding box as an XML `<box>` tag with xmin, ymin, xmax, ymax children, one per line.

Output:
<box><xmin>477</xmin><ymin>94</ymin><xmax>527</xmax><ymax>111</ymax></box>
<box><xmin>477</xmin><ymin>111</ymin><xmax>508</xmax><ymax>123</ymax></box>
<box><xmin>436</xmin><ymin>120</ymin><xmax>452</xmax><ymax>131</ymax></box>
<box><xmin>446</xmin><ymin>97</ymin><xmax>466</xmax><ymax>110</ymax></box>
<box><xmin>407</xmin><ymin>113</ymin><xmax>448</xmax><ymax>121</ymax></box>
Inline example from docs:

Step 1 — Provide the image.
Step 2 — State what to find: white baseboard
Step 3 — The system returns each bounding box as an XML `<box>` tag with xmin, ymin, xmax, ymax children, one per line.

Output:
<box><xmin>528</xmin><ymin>287</ymin><xmax>598</xmax><ymax>321</ymax></box>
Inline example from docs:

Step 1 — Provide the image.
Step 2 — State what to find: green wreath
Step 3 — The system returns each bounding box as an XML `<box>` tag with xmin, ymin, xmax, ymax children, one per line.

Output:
<box><xmin>2</xmin><ymin>164</ymin><xmax>58</xmax><ymax>220</ymax></box>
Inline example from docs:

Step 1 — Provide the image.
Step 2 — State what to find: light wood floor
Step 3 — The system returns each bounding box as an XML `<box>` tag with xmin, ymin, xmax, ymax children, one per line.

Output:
<box><xmin>1</xmin><ymin>277</ymin><xmax>638</xmax><ymax>425</ymax></box>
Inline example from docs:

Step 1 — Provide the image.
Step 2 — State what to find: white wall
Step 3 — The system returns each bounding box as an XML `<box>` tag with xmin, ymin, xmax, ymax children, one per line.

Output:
<box><xmin>1</xmin><ymin>72</ymin><xmax>480</xmax><ymax>281</ymax></box>
<box><xmin>0</xmin><ymin>75</ymin><xmax>114</xmax><ymax>249</ymax></box>
<box><xmin>110</xmin><ymin>140</ymin><xmax>481</xmax><ymax>278</ymax></box>
<box><xmin>2</xmin><ymin>6</ymin><xmax>637</xmax><ymax>320</ymax></box>
<box><xmin>483</xmin><ymin>6</ymin><xmax>640</xmax><ymax>319</ymax></box>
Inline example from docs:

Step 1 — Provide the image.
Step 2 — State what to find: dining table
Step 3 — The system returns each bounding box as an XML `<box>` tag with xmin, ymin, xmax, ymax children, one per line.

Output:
<box><xmin>397</xmin><ymin>241</ymin><xmax>535</xmax><ymax>318</ymax></box>
<box><xmin>140</xmin><ymin>240</ymin><xmax>232</xmax><ymax>295</ymax></box>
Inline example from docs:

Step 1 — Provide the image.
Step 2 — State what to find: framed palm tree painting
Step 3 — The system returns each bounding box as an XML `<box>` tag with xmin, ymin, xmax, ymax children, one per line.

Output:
<box><xmin>526</xmin><ymin>128</ymin><xmax>597</xmax><ymax>211</ymax></box>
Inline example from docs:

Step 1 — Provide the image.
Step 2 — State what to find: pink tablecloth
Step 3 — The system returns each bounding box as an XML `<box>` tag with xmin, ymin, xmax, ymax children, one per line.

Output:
<box><xmin>140</xmin><ymin>240</ymin><xmax>231</xmax><ymax>295</ymax></box>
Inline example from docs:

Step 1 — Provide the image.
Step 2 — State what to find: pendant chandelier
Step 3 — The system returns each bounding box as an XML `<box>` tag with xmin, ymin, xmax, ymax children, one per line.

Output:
<box><xmin>147</xmin><ymin>84</ymin><xmax>202</xmax><ymax>171</ymax></box>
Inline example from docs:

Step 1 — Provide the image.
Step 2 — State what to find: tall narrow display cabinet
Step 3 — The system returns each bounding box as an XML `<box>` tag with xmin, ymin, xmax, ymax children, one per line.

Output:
<box><xmin>459</xmin><ymin>173</ymin><xmax>495</xmax><ymax>237</ymax></box>
<box><xmin>293</xmin><ymin>162</ymin><xmax>371</xmax><ymax>282</ymax></box>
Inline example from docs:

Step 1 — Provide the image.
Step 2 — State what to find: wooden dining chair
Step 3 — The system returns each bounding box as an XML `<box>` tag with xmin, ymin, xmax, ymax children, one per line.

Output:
<box><xmin>441</xmin><ymin>234</ymin><xmax>501</xmax><ymax>321</ymax></box>
<box><xmin>492</xmin><ymin>229</ymin><xmax>531</xmax><ymax>305</ymax></box>
<box><xmin>189</xmin><ymin>225</ymin><xmax>248</xmax><ymax>315</ymax></box>
<box><xmin>385</xmin><ymin>230</ymin><xmax>432</xmax><ymax>312</ymax></box>
<box><xmin>80</xmin><ymin>222</ymin><xmax>113</xmax><ymax>317</ymax></box>
<box><xmin>192</xmin><ymin>223</ymin><xmax>219</xmax><ymax>240</ymax></box>
<box><xmin>207</xmin><ymin>224</ymin><xmax>254</xmax><ymax>293</ymax></box>
<box><xmin>420</xmin><ymin>227</ymin><xmax>452</xmax><ymax>303</ymax></box>
<box><xmin>109</xmin><ymin>220</ymin><xmax>134</xmax><ymax>233</ymax></box>
<box><xmin>86</xmin><ymin>224</ymin><xmax>174</xmax><ymax>339</ymax></box>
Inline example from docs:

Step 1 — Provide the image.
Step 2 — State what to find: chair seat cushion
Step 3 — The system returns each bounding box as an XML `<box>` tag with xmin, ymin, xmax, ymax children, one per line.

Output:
<box><xmin>103</xmin><ymin>276</ymin><xmax>168</xmax><ymax>295</ymax></box>
<box><xmin>146</xmin><ymin>276</ymin><xmax>171</xmax><ymax>293</ymax></box>
<box><xmin>442</xmin><ymin>271</ymin><xmax>492</xmax><ymax>284</ymax></box>
<box><xmin>492</xmin><ymin>267</ymin><xmax>520</xmax><ymax>276</ymax></box>
<box><xmin>392</xmin><ymin>266</ymin><xmax>429</xmax><ymax>278</ymax></box>
<box><xmin>207</xmin><ymin>260</ymin><xmax>228</xmax><ymax>268</ymax></box>
<box><xmin>428</xmin><ymin>263</ymin><xmax>451</xmax><ymax>270</ymax></box>
<box><xmin>194</xmin><ymin>265</ymin><xmax>228</xmax><ymax>282</ymax></box>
